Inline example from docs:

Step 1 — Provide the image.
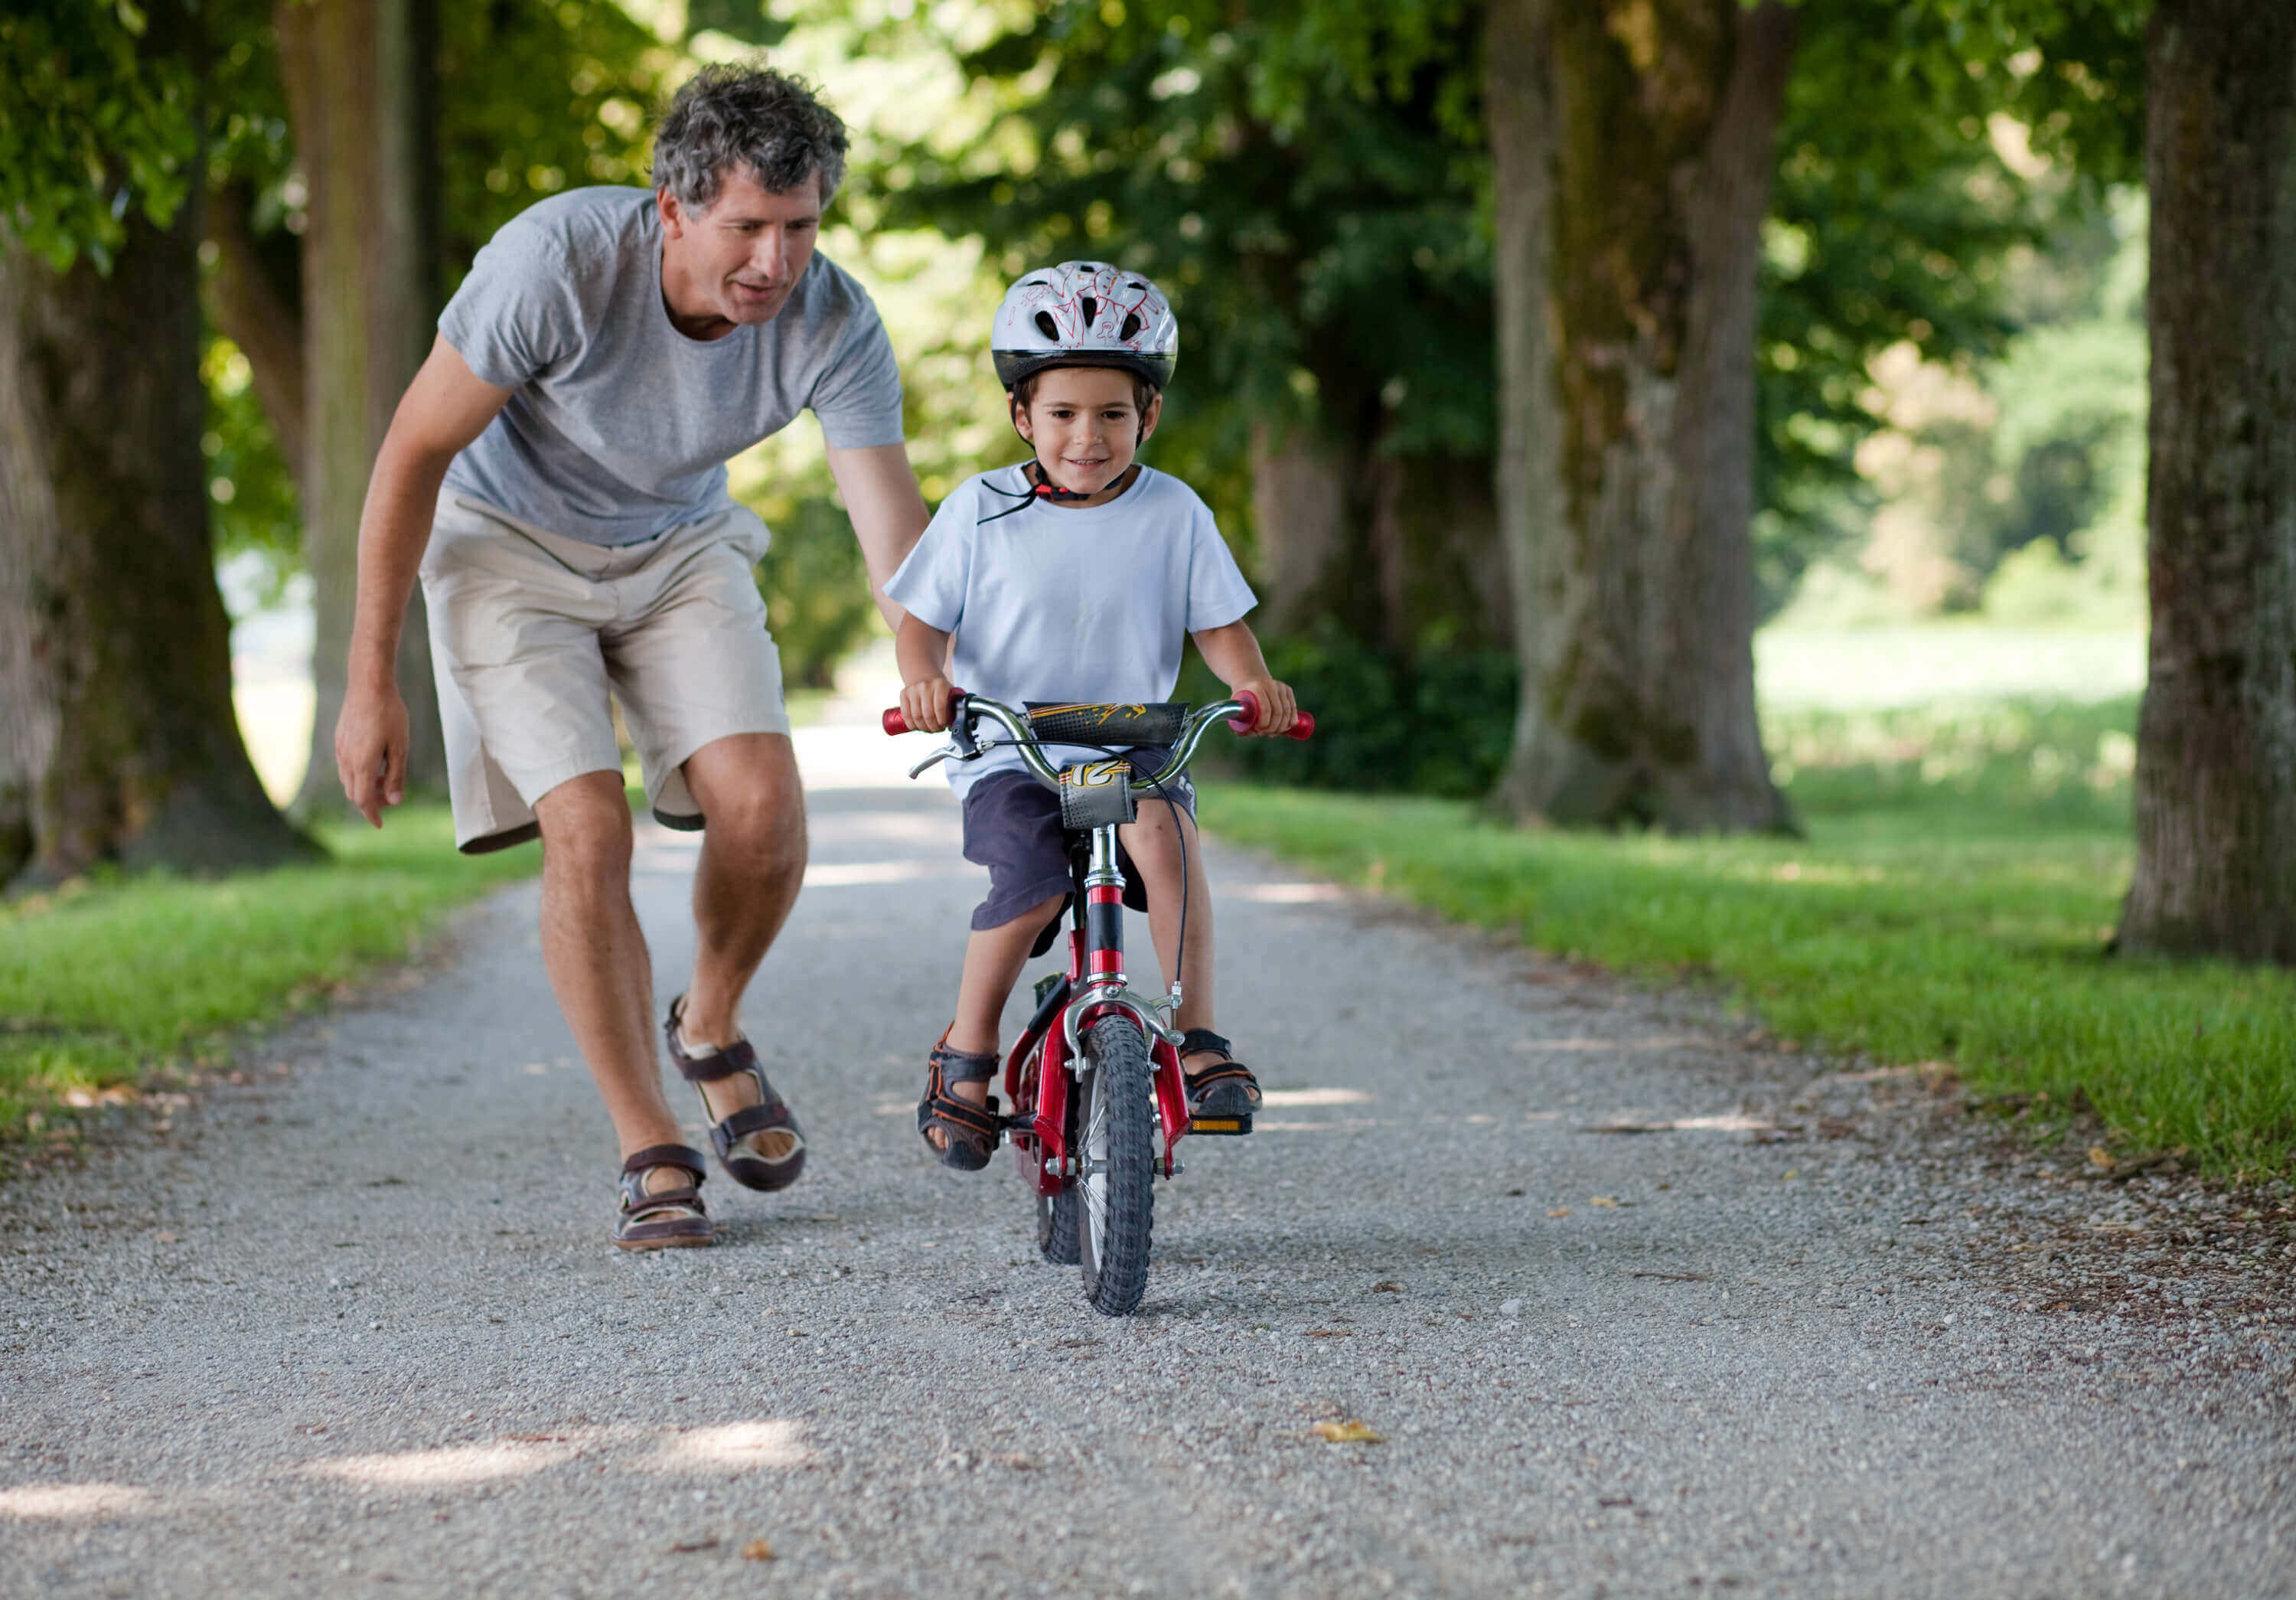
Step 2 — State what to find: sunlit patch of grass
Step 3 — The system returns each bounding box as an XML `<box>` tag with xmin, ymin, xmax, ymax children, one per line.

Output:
<box><xmin>1199</xmin><ymin>694</ymin><xmax>2296</xmax><ymax>1180</ymax></box>
<box><xmin>0</xmin><ymin>804</ymin><xmax>539</xmax><ymax>1159</ymax></box>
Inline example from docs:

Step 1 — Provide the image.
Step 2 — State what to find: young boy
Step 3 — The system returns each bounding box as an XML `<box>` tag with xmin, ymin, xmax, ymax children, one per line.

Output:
<box><xmin>885</xmin><ymin>260</ymin><xmax>1298</xmax><ymax>1170</ymax></box>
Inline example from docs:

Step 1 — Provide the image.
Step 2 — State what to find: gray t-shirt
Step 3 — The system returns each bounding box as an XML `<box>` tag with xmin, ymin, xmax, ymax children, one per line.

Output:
<box><xmin>884</xmin><ymin>464</ymin><xmax>1258</xmax><ymax>798</ymax></box>
<box><xmin>439</xmin><ymin>186</ymin><xmax>906</xmax><ymax>547</ymax></box>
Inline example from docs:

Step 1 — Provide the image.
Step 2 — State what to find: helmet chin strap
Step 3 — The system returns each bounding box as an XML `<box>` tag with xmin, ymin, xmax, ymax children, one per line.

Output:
<box><xmin>977</xmin><ymin>459</ymin><xmax>1140</xmax><ymax>524</ymax></box>
<box><xmin>1022</xmin><ymin>459</ymin><xmax>1112</xmax><ymax>502</ymax></box>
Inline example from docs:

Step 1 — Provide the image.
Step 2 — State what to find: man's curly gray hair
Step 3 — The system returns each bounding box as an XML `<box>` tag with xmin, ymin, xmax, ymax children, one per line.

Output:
<box><xmin>652</xmin><ymin>63</ymin><xmax>849</xmax><ymax>211</ymax></box>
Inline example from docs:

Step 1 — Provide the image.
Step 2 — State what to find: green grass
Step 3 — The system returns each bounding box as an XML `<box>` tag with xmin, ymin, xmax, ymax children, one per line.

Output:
<box><xmin>1200</xmin><ymin>693</ymin><xmax>2296</xmax><ymax>1180</ymax></box>
<box><xmin>0</xmin><ymin>804</ymin><xmax>539</xmax><ymax>1158</ymax></box>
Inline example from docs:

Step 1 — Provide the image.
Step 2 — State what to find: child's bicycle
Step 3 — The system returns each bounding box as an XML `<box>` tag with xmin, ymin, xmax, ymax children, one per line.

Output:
<box><xmin>882</xmin><ymin>691</ymin><xmax>1314</xmax><ymax>1315</ymax></box>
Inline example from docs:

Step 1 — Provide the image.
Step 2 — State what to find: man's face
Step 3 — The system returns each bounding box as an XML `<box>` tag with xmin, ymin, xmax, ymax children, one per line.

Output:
<box><xmin>1014</xmin><ymin>367</ymin><xmax>1161</xmax><ymax>499</ymax></box>
<box><xmin>658</xmin><ymin>166</ymin><xmax>822</xmax><ymax>335</ymax></box>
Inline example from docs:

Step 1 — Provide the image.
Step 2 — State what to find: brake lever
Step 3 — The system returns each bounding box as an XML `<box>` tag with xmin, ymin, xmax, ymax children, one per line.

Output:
<box><xmin>907</xmin><ymin>731</ymin><xmax>1009</xmax><ymax>780</ymax></box>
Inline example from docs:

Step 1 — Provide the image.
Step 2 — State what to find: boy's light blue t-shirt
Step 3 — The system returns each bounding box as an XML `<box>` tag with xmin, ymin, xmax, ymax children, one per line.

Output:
<box><xmin>438</xmin><ymin>186</ymin><xmax>906</xmax><ymax>547</ymax></box>
<box><xmin>884</xmin><ymin>464</ymin><xmax>1258</xmax><ymax>798</ymax></box>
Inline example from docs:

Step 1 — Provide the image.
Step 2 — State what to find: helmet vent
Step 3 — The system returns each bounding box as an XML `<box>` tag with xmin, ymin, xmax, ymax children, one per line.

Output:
<box><xmin>1119</xmin><ymin>312</ymin><xmax>1142</xmax><ymax>341</ymax></box>
<box><xmin>1127</xmin><ymin>280</ymin><xmax>1149</xmax><ymax>290</ymax></box>
<box><xmin>1080</xmin><ymin>296</ymin><xmax>1099</xmax><ymax>325</ymax></box>
<box><xmin>1033</xmin><ymin>311</ymin><xmax>1059</xmax><ymax>340</ymax></box>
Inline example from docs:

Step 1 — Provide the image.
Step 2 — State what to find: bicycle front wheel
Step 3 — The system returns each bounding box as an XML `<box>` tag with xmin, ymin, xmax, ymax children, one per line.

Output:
<box><xmin>1036</xmin><ymin>1184</ymin><xmax>1081</xmax><ymax>1265</ymax></box>
<box><xmin>1075</xmin><ymin>1014</ymin><xmax>1156</xmax><ymax>1315</ymax></box>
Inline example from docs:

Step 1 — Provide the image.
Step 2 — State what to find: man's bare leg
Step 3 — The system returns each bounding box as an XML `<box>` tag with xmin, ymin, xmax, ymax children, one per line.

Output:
<box><xmin>533</xmin><ymin>772</ymin><xmax>684</xmax><ymax>1187</ymax></box>
<box><xmin>667</xmin><ymin>733</ymin><xmax>807</xmax><ymax>1156</ymax></box>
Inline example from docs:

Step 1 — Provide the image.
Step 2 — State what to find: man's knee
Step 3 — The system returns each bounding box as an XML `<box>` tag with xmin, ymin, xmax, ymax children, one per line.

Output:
<box><xmin>703</xmin><ymin>789</ymin><xmax>805</xmax><ymax>877</ymax></box>
<box><xmin>535</xmin><ymin>772</ymin><xmax>635</xmax><ymax>880</ymax></box>
<box><xmin>685</xmin><ymin>735</ymin><xmax>804</xmax><ymax>863</ymax></box>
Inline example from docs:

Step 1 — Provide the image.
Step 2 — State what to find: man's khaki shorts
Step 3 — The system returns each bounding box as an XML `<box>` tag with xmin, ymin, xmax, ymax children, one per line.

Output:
<box><xmin>419</xmin><ymin>493</ymin><xmax>791</xmax><ymax>853</ymax></box>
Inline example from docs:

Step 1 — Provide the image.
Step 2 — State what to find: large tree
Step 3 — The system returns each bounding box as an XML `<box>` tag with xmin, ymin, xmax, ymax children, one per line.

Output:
<box><xmin>0</xmin><ymin>0</ymin><xmax>310</xmax><ymax>886</ymax></box>
<box><xmin>275</xmin><ymin>0</ymin><xmax>445</xmax><ymax>814</ymax></box>
<box><xmin>1486</xmin><ymin>0</ymin><xmax>1800</xmax><ymax>833</ymax></box>
<box><xmin>2115</xmin><ymin>0</ymin><xmax>2296</xmax><ymax>963</ymax></box>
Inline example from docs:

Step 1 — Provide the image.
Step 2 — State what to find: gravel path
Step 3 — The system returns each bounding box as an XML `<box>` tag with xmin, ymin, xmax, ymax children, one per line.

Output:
<box><xmin>5</xmin><ymin>698</ymin><xmax>2292</xmax><ymax>1599</ymax></box>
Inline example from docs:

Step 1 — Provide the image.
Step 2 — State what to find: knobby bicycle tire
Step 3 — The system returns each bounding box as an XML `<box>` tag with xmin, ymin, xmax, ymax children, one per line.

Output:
<box><xmin>1037</xmin><ymin>1183</ymin><xmax>1081</xmax><ymax>1265</ymax></box>
<box><xmin>1075</xmin><ymin>1014</ymin><xmax>1156</xmax><ymax>1315</ymax></box>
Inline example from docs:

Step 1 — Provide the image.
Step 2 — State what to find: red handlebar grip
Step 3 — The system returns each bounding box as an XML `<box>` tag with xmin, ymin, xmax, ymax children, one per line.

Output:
<box><xmin>882</xmin><ymin>687</ymin><xmax>966</xmax><ymax>736</ymax></box>
<box><xmin>1228</xmin><ymin>691</ymin><xmax>1316</xmax><ymax>740</ymax></box>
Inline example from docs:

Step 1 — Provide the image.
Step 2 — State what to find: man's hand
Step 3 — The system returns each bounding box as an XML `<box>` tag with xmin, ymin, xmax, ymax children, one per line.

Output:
<box><xmin>900</xmin><ymin>674</ymin><xmax>957</xmax><ymax>734</ymax></box>
<box><xmin>1231</xmin><ymin>676</ymin><xmax>1299</xmax><ymax>736</ymax></box>
<box><xmin>335</xmin><ymin>679</ymin><xmax>412</xmax><ymax>827</ymax></box>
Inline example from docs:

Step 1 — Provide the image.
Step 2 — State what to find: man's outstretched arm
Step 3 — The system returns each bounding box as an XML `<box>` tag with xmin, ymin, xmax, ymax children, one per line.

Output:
<box><xmin>334</xmin><ymin>335</ymin><xmax>513</xmax><ymax>827</ymax></box>
<box><xmin>824</xmin><ymin>442</ymin><xmax>931</xmax><ymax>630</ymax></box>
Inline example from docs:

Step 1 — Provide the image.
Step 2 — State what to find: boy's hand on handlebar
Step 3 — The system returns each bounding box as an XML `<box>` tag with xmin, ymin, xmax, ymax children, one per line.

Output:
<box><xmin>900</xmin><ymin>674</ymin><xmax>957</xmax><ymax>734</ymax></box>
<box><xmin>1234</xmin><ymin>678</ymin><xmax>1298</xmax><ymax>735</ymax></box>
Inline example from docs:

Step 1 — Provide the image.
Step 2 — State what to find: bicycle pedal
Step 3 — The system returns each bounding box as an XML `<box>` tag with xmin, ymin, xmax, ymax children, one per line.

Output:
<box><xmin>1186</xmin><ymin>1114</ymin><xmax>1253</xmax><ymax>1137</ymax></box>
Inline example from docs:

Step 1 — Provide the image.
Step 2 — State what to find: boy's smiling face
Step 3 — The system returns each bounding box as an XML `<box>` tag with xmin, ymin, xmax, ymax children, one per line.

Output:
<box><xmin>1013</xmin><ymin>367</ymin><xmax>1163</xmax><ymax>504</ymax></box>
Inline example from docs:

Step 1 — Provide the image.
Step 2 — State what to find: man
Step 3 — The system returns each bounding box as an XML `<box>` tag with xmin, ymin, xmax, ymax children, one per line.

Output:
<box><xmin>332</xmin><ymin>64</ymin><xmax>929</xmax><ymax>1249</ymax></box>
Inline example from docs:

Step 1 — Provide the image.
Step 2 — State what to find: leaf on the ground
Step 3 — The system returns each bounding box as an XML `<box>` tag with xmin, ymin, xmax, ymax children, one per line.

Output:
<box><xmin>1312</xmin><ymin>1419</ymin><xmax>1384</xmax><ymax>1444</ymax></box>
<box><xmin>668</xmin><ymin>1536</ymin><xmax>719</xmax><ymax>1553</ymax></box>
<box><xmin>741</xmin><ymin>1540</ymin><xmax>775</xmax><ymax>1561</ymax></box>
<box><xmin>1371</xmin><ymin>1281</ymin><xmax>1402</xmax><ymax>1293</ymax></box>
<box><xmin>2089</xmin><ymin>1145</ymin><xmax>2115</xmax><ymax>1169</ymax></box>
<box><xmin>1548</xmin><ymin>1208</ymin><xmax>1571</xmax><ymax>1218</ymax></box>
<box><xmin>1307</xmin><ymin>1328</ymin><xmax>1352</xmax><ymax>1338</ymax></box>
<box><xmin>1589</xmin><ymin>1197</ymin><xmax>1620</xmax><ymax>1208</ymax></box>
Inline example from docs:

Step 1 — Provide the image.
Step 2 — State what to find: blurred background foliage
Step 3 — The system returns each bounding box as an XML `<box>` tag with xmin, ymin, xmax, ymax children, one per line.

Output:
<box><xmin>190</xmin><ymin>0</ymin><xmax>2153</xmax><ymax>785</ymax></box>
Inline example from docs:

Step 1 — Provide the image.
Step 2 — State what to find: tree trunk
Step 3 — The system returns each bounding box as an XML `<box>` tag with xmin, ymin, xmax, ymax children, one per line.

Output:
<box><xmin>2116</xmin><ymin>0</ymin><xmax>2296</xmax><ymax>964</ymax></box>
<box><xmin>1247</xmin><ymin>416</ymin><xmax>1508</xmax><ymax>655</ymax></box>
<box><xmin>0</xmin><ymin>213</ymin><xmax>315</xmax><ymax>887</ymax></box>
<box><xmin>277</xmin><ymin>0</ymin><xmax>445</xmax><ymax>815</ymax></box>
<box><xmin>1366</xmin><ymin>449</ymin><xmax>1511</xmax><ymax>654</ymax></box>
<box><xmin>1486</xmin><ymin>0</ymin><xmax>1797</xmax><ymax>833</ymax></box>
<box><xmin>1248</xmin><ymin>424</ymin><xmax>1352</xmax><ymax>636</ymax></box>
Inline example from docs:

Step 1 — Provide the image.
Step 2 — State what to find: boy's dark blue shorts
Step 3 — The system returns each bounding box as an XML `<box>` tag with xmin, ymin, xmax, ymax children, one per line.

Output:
<box><xmin>960</xmin><ymin>753</ymin><xmax>1196</xmax><ymax>936</ymax></box>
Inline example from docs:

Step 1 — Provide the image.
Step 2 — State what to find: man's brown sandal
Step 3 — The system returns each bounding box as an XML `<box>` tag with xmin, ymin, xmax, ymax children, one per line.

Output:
<box><xmin>664</xmin><ymin>995</ymin><xmax>806</xmax><ymax>1193</ymax></box>
<box><xmin>918</xmin><ymin>1027</ymin><xmax>1002</xmax><ymax>1172</ymax></box>
<box><xmin>1179</xmin><ymin>1027</ymin><xmax>1261</xmax><ymax>1130</ymax></box>
<box><xmin>615</xmin><ymin>1144</ymin><xmax>713</xmax><ymax>1249</ymax></box>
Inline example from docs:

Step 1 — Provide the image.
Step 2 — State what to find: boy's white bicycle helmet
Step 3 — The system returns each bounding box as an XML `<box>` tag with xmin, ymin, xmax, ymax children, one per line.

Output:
<box><xmin>991</xmin><ymin>260</ymin><xmax>1178</xmax><ymax>391</ymax></box>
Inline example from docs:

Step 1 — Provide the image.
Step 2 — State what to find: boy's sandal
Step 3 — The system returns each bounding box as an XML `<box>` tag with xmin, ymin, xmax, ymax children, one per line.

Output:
<box><xmin>664</xmin><ymin>994</ymin><xmax>806</xmax><ymax>1193</ymax></box>
<box><xmin>918</xmin><ymin>1027</ymin><xmax>1003</xmax><ymax>1172</ymax></box>
<box><xmin>615</xmin><ymin>1144</ymin><xmax>713</xmax><ymax>1250</ymax></box>
<box><xmin>1179</xmin><ymin>1027</ymin><xmax>1263</xmax><ymax>1118</ymax></box>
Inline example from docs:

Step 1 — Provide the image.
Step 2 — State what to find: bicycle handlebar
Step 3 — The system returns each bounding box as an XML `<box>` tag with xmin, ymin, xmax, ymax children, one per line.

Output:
<box><xmin>882</xmin><ymin>690</ymin><xmax>1313</xmax><ymax>789</ymax></box>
